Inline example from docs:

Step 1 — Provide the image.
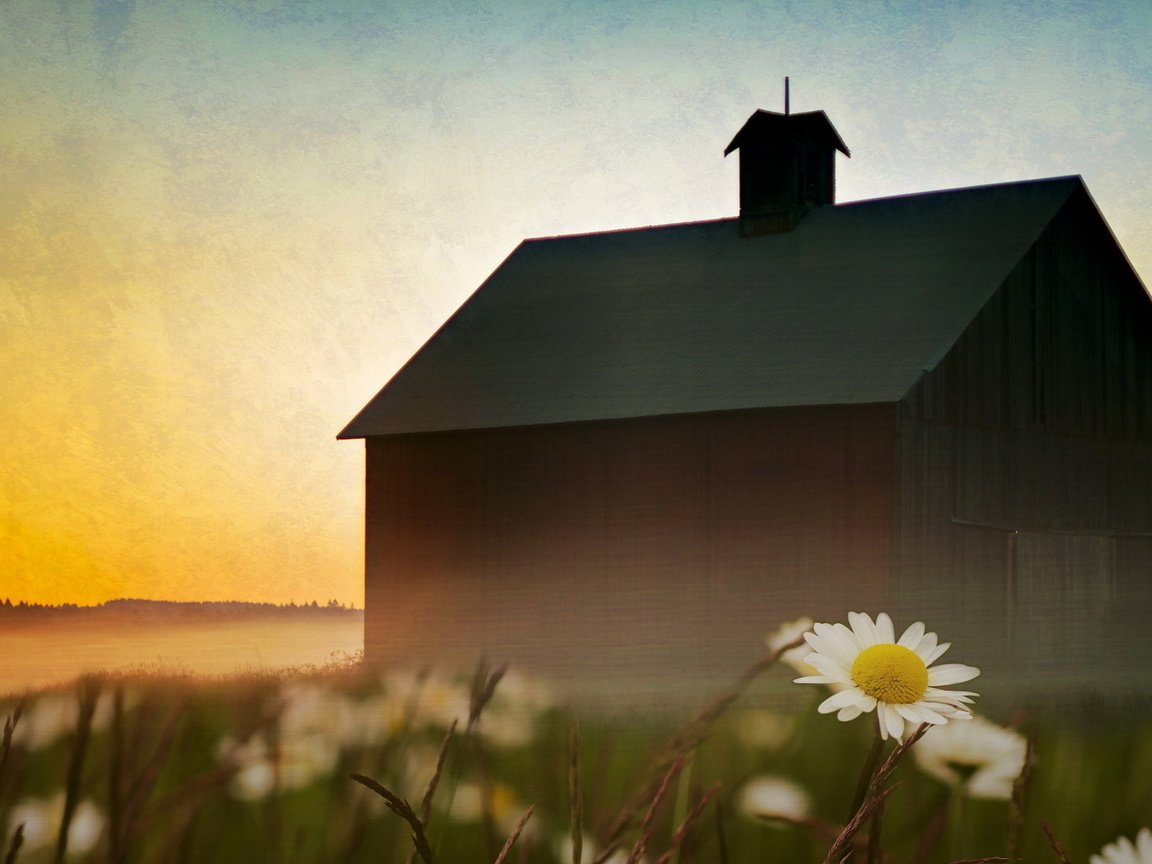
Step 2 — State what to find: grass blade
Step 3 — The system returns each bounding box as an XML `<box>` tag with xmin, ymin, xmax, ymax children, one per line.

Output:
<box><xmin>0</xmin><ymin>697</ymin><xmax>25</xmax><ymax>789</ymax></box>
<box><xmin>4</xmin><ymin>824</ymin><xmax>23</xmax><ymax>864</ymax></box>
<box><xmin>570</xmin><ymin>721</ymin><xmax>584</xmax><ymax>864</ymax></box>
<box><xmin>1041</xmin><ymin>820</ymin><xmax>1072</xmax><ymax>864</ymax></box>
<box><xmin>352</xmin><ymin>772</ymin><xmax>434</xmax><ymax>864</ymax></box>
<box><xmin>493</xmin><ymin>806</ymin><xmax>535</xmax><ymax>864</ymax></box>
<box><xmin>53</xmin><ymin>678</ymin><xmax>100</xmax><ymax>864</ymax></box>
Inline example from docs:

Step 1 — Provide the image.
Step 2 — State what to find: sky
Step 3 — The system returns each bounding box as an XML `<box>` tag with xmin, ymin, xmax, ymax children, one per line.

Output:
<box><xmin>2</xmin><ymin>0</ymin><xmax>1150</xmax><ymax>607</ymax></box>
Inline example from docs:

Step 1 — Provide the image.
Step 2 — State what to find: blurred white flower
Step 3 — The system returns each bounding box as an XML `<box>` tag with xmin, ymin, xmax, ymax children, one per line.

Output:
<box><xmin>67</xmin><ymin>799</ymin><xmax>106</xmax><ymax>855</ymax></box>
<box><xmin>733</xmin><ymin>709</ymin><xmax>796</xmax><ymax>751</ymax></box>
<box><xmin>343</xmin><ymin>692</ymin><xmax>394</xmax><ymax>748</ymax></box>
<box><xmin>447</xmin><ymin>781</ymin><xmax>484</xmax><ymax>823</ymax></box>
<box><xmin>217</xmin><ymin>734</ymin><xmax>274</xmax><ymax>800</ymax></box>
<box><xmin>1090</xmin><ymin>827</ymin><xmax>1152</xmax><ymax>864</ymax></box>
<box><xmin>474</xmin><ymin>670</ymin><xmax>554</xmax><ymax>748</ymax></box>
<box><xmin>472</xmin><ymin>708</ymin><xmax>536</xmax><ymax>748</ymax></box>
<box><xmin>370</xmin><ymin>683</ymin><xmax>419</xmax><ymax>737</ymax></box>
<box><xmin>492</xmin><ymin>670</ymin><xmax>555</xmax><ymax>713</ymax></box>
<box><xmin>277</xmin><ymin>733</ymin><xmax>342</xmax><ymax>789</ymax></box>
<box><xmin>552</xmin><ymin>833</ymin><xmax>642</xmax><ymax>864</ymax></box>
<box><xmin>378</xmin><ymin>668</ymin><xmax>550</xmax><ymax>749</ymax></box>
<box><xmin>231</xmin><ymin>760</ymin><xmax>277</xmax><ymax>801</ymax></box>
<box><xmin>5</xmin><ymin>793</ymin><xmax>104</xmax><ymax>856</ymax></box>
<box><xmin>421</xmin><ymin>676</ymin><xmax>473</xmax><ymax>728</ymax></box>
<box><xmin>736</xmin><ymin>775</ymin><xmax>811</xmax><ymax>825</ymax></box>
<box><xmin>382</xmin><ymin>670</ymin><xmax>471</xmax><ymax>730</ymax></box>
<box><xmin>13</xmin><ymin>695</ymin><xmax>75</xmax><ymax>750</ymax></box>
<box><xmin>216</xmin><ymin>726</ymin><xmax>339</xmax><ymax>799</ymax></box>
<box><xmin>12</xmin><ymin>690</ymin><xmax>113</xmax><ymax>751</ymax></box>
<box><xmin>552</xmin><ymin>832</ymin><xmax>592</xmax><ymax>864</ymax></box>
<box><xmin>490</xmin><ymin>784</ymin><xmax>535</xmax><ymax>839</ymax></box>
<box><xmin>442</xmin><ymin>781</ymin><xmax>527</xmax><ymax>836</ymax></box>
<box><xmin>599</xmin><ymin>851</ymin><xmax>641</xmax><ymax>864</ymax></box>
<box><xmin>766</xmin><ymin>617</ymin><xmax>817</xmax><ymax>677</ymax></box>
<box><xmin>278</xmin><ymin>682</ymin><xmax>338</xmax><ymax>731</ymax></box>
<box><xmin>279</xmin><ymin>682</ymin><xmax>356</xmax><ymax>741</ymax></box>
<box><xmin>400</xmin><ymin>742</ymin><xmax>444</xmax><ymax>795</ymax></box>
<box><xmin>6</xmin><ymin>794</ymin><xmax>60</xmax><ymax>853</ymax></box>
<box><xmin>912</xmin><ymin>714</ymin><xmax>1028</xmax><ymax>800</ymax></box>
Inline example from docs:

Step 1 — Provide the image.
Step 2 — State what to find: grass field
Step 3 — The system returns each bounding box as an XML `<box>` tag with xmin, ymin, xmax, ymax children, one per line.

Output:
<box><xmin>1</xmin><ymin>639</ymin><xmax>1150</xmax><ymax>863</ymax></box>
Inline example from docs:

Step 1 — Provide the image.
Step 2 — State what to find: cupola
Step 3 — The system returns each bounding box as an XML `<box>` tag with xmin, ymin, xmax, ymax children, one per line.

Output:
<box><xmin>724</xmin><ymin>87</ymin><xmax>850</xmax><ymax>234</ymax></box>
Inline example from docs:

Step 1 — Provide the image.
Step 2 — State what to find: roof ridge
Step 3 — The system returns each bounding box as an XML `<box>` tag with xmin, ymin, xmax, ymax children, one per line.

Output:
<box><xmin>521</xmin><ymin>175</ymin><xmax>1082</xmax><ymax>245</ymax></box>
<box><xmin>524</xmin><ymin>216</ymin><xmax>737</xmax><ymax>245</ymax></box>
<box><xmin>839</xmin><ymin>174</ymin><xmax>1082</xmax><ymax>208</ymax></box>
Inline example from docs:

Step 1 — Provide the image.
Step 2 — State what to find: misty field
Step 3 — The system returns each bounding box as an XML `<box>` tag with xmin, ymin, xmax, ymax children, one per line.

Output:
<box><xmin>2</xmin><ymin>624</ymin><xmax>1150</xmax><ymax>864</ymax></box>
<box><xmin>0</xmin><ymin>612</ymin><xmax>363</xmax><ymax>695</ymax></box>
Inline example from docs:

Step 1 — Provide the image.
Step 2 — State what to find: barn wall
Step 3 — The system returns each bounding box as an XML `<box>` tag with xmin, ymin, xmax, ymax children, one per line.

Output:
<box><xmin>364</xmin><ymin>404</ymin><xmax>898</xmax><ymax>701</ymax></box>
<box><xmin>904</xmin><ymin>186</ymin><xmax>1152</xmax><ymax>437</ymax></box>
<box><xmin>898</xmin><ymin>189</ymin><xmax>1152</xmax><ymax>688</ymax></box>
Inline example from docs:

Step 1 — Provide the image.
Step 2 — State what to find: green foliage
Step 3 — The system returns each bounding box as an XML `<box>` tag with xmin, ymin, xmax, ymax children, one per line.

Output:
<box><xmin>0</xmin><ymin>657</ymin><xmax>1148</xmax><ymax>863</ymax></box>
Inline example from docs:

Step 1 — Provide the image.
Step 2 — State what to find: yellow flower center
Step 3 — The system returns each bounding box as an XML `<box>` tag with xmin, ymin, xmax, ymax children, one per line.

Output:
<box><xmin>850</xmin><ymin>644</ymin><xmax>928</xmax><ymax>704</ymax></box>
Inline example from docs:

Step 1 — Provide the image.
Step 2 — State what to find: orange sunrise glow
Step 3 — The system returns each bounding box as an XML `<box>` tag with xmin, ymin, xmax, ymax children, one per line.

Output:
<box><xmin>3</xmin><ymin>1</ymin><xmax>1150</xmax><ymax>609</ymax></box>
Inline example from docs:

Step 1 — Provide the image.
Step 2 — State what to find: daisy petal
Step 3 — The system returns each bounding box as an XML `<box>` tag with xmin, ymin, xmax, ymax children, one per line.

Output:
<box><xmin>849</xmin><ymin>612</ymin><xmax>879</xmax><ymax>647</ymax></box>
<box><xmin>817</xmin><ymin>688</ymin><xmax>867</xmax><ymax>714</ymax></box>
<box><xmin>875</xmin><ymin>612</ymin><xmax>895</xmax><ymax>644</ymax></box>
<box><xmin>927</xmin><ymin>664</ymin><xmax>981</xmax><ymax>686</ymax></box>
<box><xmin>880</xmin><ymin>703</ymin><xmax>904</xmax><ymax>741</ymax></box>
<box><xmin>898</xmin><ymin>620</ymin><xmax>925</xmax><ymax>648</ymax></box>
<box><xmin>811</xmin><ymin>626</ymin><xmax>857</xmax><ymax>668</ymax></box>
<box><xmin>804</xmin><ymin>653</ymin><xmax>852</xmax><ymax>682</ymax></box>
<box><xmin>925</xmin><ymin>687</ymin><xmax>979</xmax><ymax>701</ymax></box>
<box><xmin>922</xmin><ymin>700</ymin><xmax>970</xmax><ymax>718</ymax></box>
<box><xmin>894</xmin><ymin>703</ymin><xmax>948</xmax><ymax>725</ymax></box>
<box><xmin>837</xmin><ymin>704</ymin><xmax>864</xmax><ymax>721</ymax></box>
<box><xmin>810</xmin><ymin>624</ymin><xmax>858</xmax><ymax>668</ymax></box>
<box><xmin>923</xmin><ymin>641</ymin><xmax>951</xmax><ymax>665</ymax></box>
<box><xmin>1136</xmin><ymin>827</ymin><xmax>1152</xmax><ymax>860</ymax></box>
<box><xmin>912</xmin><ymin>631</ymin><xmax>938</xmax><ymax>662</ymax></box>
<box><xmin>923</xmin><ymin>693</ymin><xmax>978</xmax><ymax>712</ymax></box>
<box><xmin>827</xmin><ymin>624</ymin><xmax>864</xmax><ymax>664</ymax></box>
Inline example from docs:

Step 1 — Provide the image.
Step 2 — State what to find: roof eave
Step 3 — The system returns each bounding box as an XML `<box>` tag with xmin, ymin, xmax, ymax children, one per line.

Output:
<box><xmin>723</xmin><ymin>109</ymin><xmax>851</xmax><ymax>157</ymax></box>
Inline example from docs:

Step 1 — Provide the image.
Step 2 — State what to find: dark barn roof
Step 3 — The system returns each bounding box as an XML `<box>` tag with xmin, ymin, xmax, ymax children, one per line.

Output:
<box><xmin>339</xmin><ymin>176</ymin><xmax>1084</xmax><ymax>438</ymax></box>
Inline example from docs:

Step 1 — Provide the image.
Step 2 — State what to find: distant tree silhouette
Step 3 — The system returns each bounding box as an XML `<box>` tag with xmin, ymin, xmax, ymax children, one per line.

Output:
<box><xmin>0</xmin><ymin>597</ymin><xmax>360</xmax><ymax>618</ymax></box>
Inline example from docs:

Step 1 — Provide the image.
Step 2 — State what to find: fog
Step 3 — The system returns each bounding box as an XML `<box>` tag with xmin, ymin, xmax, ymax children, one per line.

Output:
<box><xmin>0</xmin><ymin>618</ymin><xmax>363</xmax><ymax>696</ymax></box>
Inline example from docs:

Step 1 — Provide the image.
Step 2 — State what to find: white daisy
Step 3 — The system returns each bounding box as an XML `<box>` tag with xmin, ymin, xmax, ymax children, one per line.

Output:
<box><xmin>794</xmin><ymin>612</ymin><xmax>980</xmax><ymax>742</ymax></box>
<box><xmin>912</xmin><ymin>714</ymin><xmax>1027</xmax><ymax>799</ymax></box>
<box><xmin>736</xmin><ymin>775</ymin><xmax>811</xmax><ymax>825</ymax></box>
<box><xmin>766</xmin><ymin>616</ymin><xmax>819</xmax><ymax>677</ymax></box>
<box><xmin>4</xmin><ymin>792</ymin><xmax>105</xmax><ymax>856</ymax></box>
<box><xmin>1091</xmin><ymin>827</ymin><xmax>1152</xmax><ymax>864</ymax></box>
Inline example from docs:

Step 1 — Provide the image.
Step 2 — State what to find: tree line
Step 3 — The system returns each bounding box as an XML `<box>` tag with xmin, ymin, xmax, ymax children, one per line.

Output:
<box><xmin>0</xmin><ymin>598</ymin><xmax>360</xmax><ymax>619</ymax></box>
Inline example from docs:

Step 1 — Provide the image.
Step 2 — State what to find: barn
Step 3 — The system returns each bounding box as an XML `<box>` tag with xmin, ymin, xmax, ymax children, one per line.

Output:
<box><xmin>339</xmin><ymin>107</ymin><xmax>1152</xmax><ymax>707</ymax></box>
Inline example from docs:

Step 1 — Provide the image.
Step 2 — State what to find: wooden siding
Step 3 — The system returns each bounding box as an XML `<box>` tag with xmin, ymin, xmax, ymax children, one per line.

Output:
<box><xmin>896</xmin><ymin>189</ymin><xmax>1152</xmax><ymax>683</ymax></box>
<box><xmin>903</xmin><ymin>186</ymin><xmax>1152</xmax><ymax>436</ymax></box>
<box><xmin>364</xmin><ymin>405</ymin><xmax>898</xmax><ymax>699</ymax></box>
